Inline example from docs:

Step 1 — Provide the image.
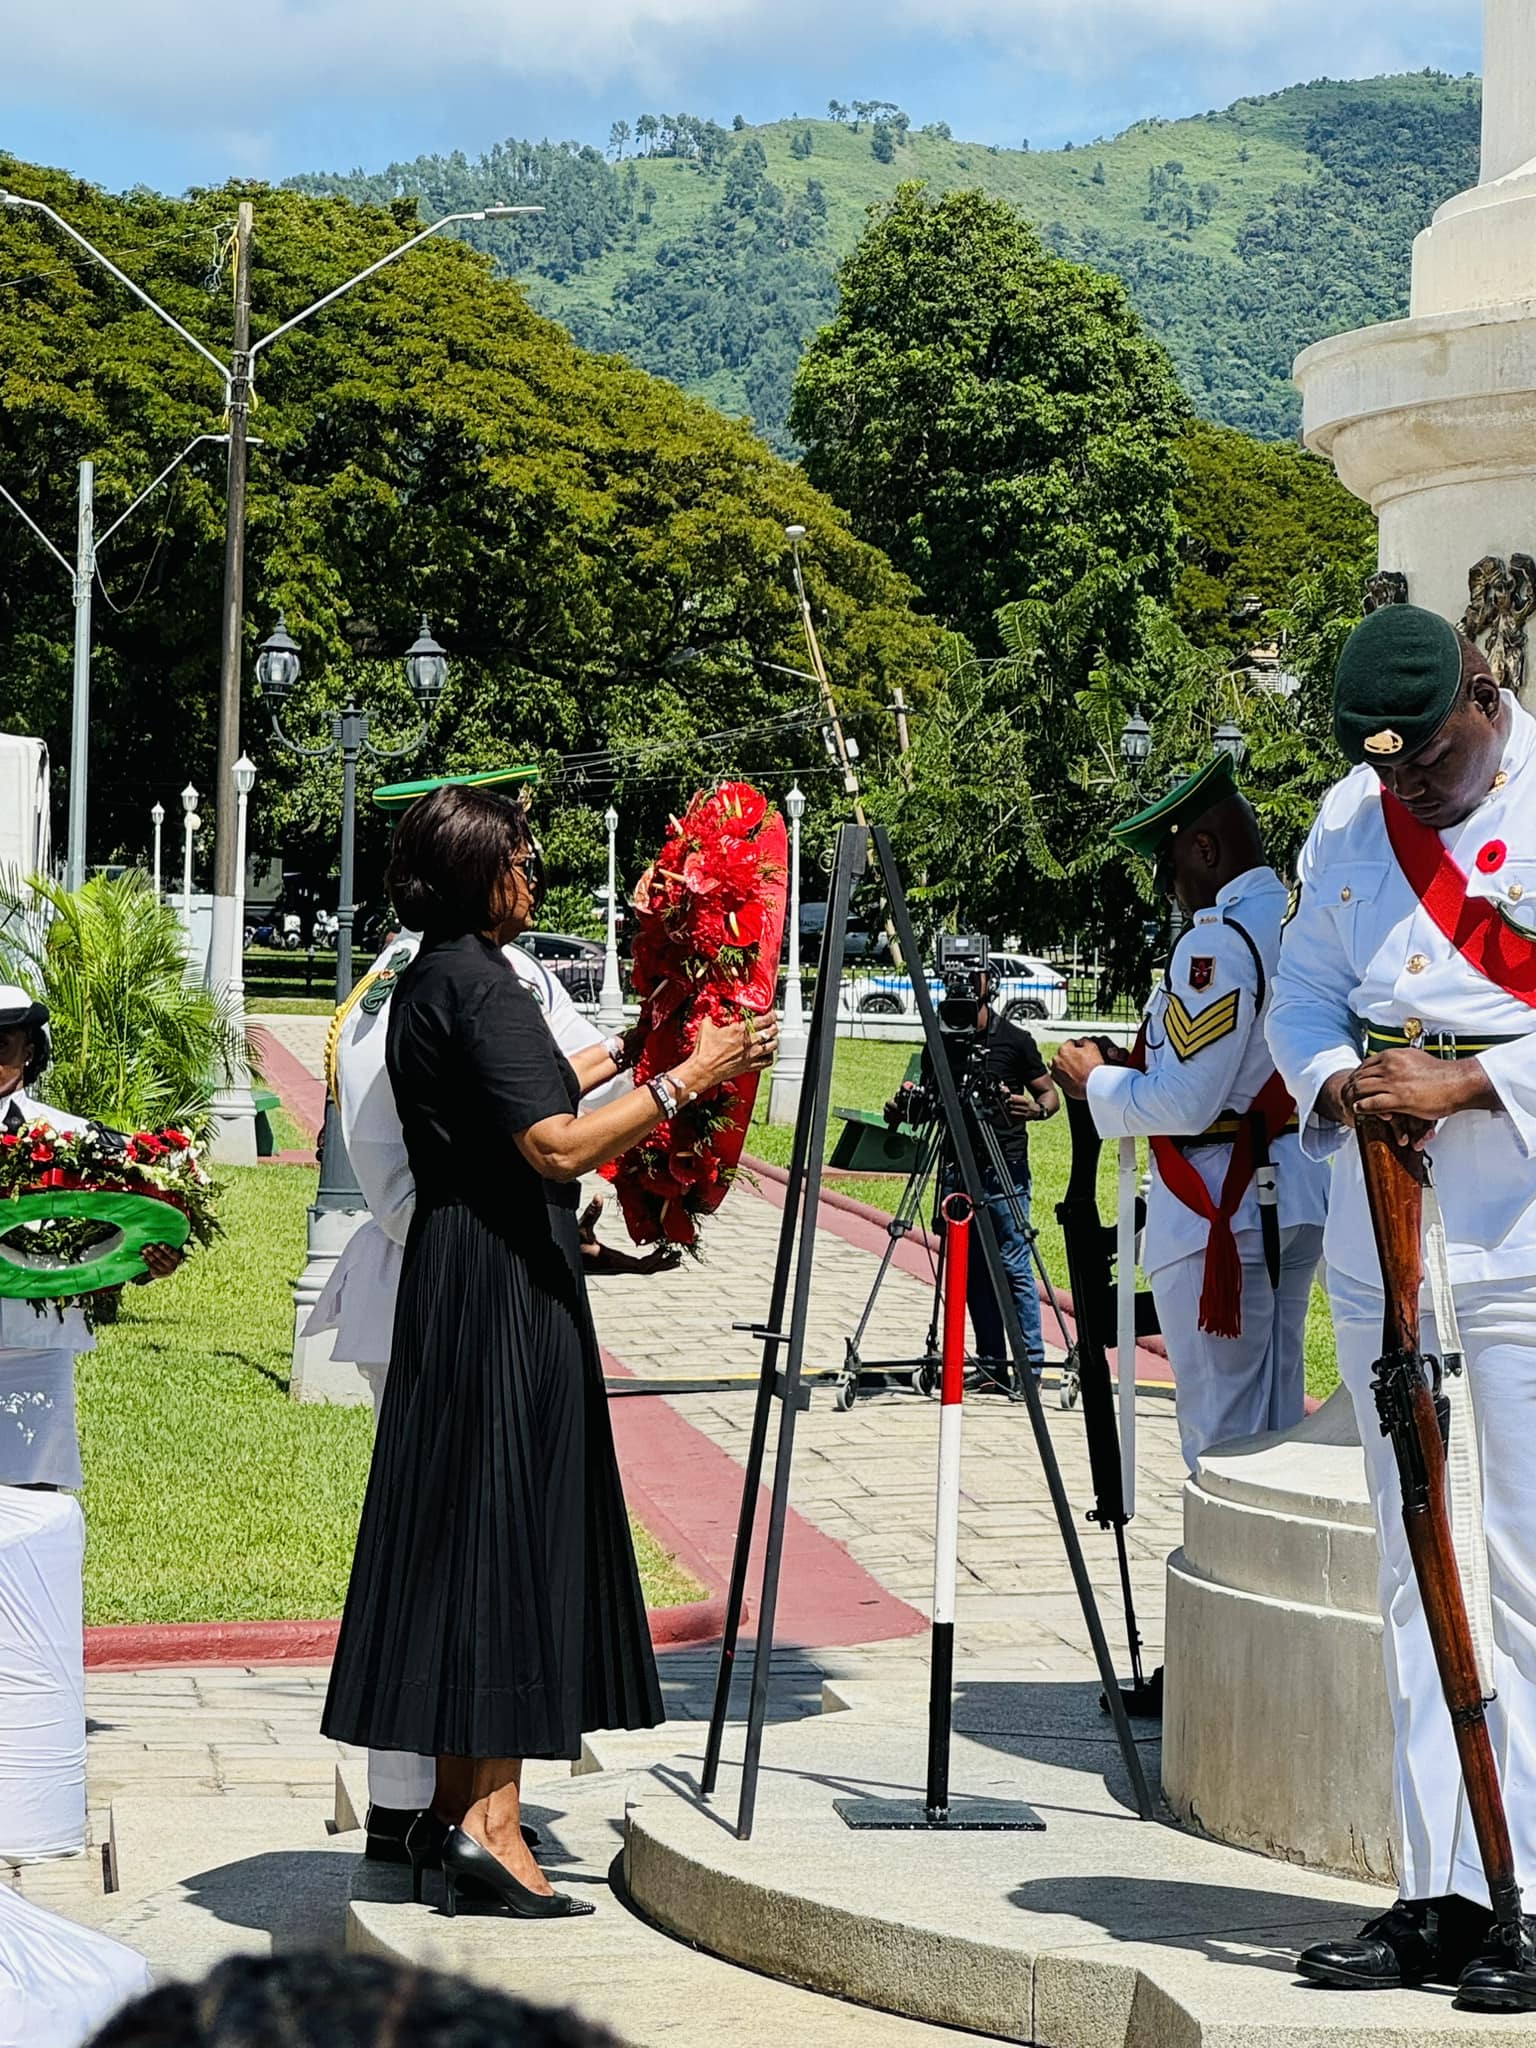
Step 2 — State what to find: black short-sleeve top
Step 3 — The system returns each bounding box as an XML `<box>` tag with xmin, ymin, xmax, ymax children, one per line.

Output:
<box><xmin>386</xmin><ymin>932</ymin><xmax>581</xmax><ymax>1221</ymax></box>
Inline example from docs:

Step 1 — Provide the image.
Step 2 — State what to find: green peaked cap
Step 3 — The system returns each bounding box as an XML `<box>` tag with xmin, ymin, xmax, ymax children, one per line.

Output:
<box><xmin>1332</xmin><ymin>604</ymin><xmax>1463</xmax><ymax>768</ymax></box>
<box><xmin>372</xmin><ymin>764</ymin><xmax>541</xmax><ymax>814</ymax></box>
<box><xmin>1110</xmin><ymin>753</ymin><xmax>1241</xmax><ymax>862</ymax></box>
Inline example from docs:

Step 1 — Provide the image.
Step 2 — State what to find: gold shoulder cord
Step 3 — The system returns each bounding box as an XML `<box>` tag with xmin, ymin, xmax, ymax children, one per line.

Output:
<box><xmin>324</xmin><ymin>974</ymin><xmax>381</xmax><ymax>1106</ymax></box>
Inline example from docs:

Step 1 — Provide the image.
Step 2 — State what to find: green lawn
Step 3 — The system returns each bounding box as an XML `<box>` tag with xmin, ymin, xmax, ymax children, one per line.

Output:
<box><xmin>76</xmin><ymin>1165</ymin><xmax>701</xmax><ymax>1623</ymax></box>
<box><xmin>748</xmin><ymin>1039</ymin><xmax>1340</xmax><ymax>1400</ymax></box>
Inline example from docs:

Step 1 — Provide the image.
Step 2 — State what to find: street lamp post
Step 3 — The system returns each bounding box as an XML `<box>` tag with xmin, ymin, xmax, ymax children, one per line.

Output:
<box><xmin>150</xmin><ymin>802</ymin><xmax>165</xmax><ymax>899</ymax></box>
<box><xmin>768</xmin><ymin>784</ymin><xmax>808</xmax><ymax>1126</ymax></box>
<box><xmin>230</xmin><ymin>756</ymin><xmax>256</xmax><ymax>1002</ymax></box>
<box><xmin>1</xmin><ymin>187</ymin><xmax>541</xmax><ymax>1158</ymax></box>
<box><xmin>258</xmin><ymin>612</ymin><xmax>445</xmax><ymax>1401</ymax></box>
<box><xmin>180</xmin><ymin>783</ymin><xmax>199</xmax><ymax>947</ymax></box>
<box><xmin>597</xmin><ymin>804</ymin><xmax>625</xmax><ymax>1032</ymax></box>
<box><xmin>0</xmin><ymin>434</ymin><xmax>232</xmax><ymax>891</ymax></box>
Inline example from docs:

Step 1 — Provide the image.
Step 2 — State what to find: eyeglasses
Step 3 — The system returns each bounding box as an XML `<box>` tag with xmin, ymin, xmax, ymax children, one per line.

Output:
<box><xmin>512</xmin><ymin>841</ymin><xmax>547</xmax><ymax>911</ymax></box>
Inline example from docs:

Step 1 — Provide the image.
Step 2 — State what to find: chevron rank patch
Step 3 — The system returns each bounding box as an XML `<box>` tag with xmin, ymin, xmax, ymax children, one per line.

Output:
<box><xmin>1164</xmin><ymin>989</ymin><xmax>1242</xmax><ymax>1063</ymax></box>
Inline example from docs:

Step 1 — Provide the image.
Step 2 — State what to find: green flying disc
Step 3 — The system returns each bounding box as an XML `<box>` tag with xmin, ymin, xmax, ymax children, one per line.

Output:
<box><xmin>0</xmin><ymin>1188</ymin><xmax>191</xmax><ymax>1298</ymax></box>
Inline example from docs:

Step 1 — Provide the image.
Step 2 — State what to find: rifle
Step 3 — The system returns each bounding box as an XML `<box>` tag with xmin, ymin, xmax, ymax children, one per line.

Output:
<box><xmin>1056</xmin><ymin>1084</ymin><xmax>1162</xmax><ymax>1716</ymax></box>
<box><xmin>1356</xmin><ymin>1113</ymin><xmax>1523</xmax><ymax>1950</ymax></box>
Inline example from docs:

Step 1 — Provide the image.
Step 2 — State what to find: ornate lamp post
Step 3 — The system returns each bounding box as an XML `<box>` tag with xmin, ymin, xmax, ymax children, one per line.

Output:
<box><xmin>1119</xmin><ymin>707</ymin><xmax>1152</xmax><ymax>787</ymax></box>
<box><xmin>180</xmin><ymin>783</ymin><xmax>199</xmax><ymax>932</ymax></box>
<box><xmin>150</xmin><ymin>801</ymin><xmax>165</xmax><ymax>899</ymax></box>
<box><xmin>767</xmin><ymin>783</ymin><xmax>808</xmax><ymax>1127</ymax></box>
<box><xmin>259</xmin><ymin>610</ymin><xmax>445</xmax><ymax>1399</ymax></box>
<box><xmin>1213</xmin><ymin>719</ymin><xmax>1246</xmax><ymax>765</ymax></box>
<box><xmin>230</xmin><ymin>755</ymin><xmax>256</xmax><ymax>1001</ymax></box>
<box><xmin>597</xmin><ymin>803</ymin><xmax>625</xmax><ymax>1032</ymax></box>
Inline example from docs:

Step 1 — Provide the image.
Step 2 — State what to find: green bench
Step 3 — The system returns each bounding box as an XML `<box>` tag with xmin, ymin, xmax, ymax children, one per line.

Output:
<box><xmin>829</xmin><ymin>1054</ymin><xmax>924</xmax><ymax>1174</ymax></box>
<box><xmin>252</xmin><ymin>1087</ymin><xmax>283</xmax><ymax>1158</ymax></box>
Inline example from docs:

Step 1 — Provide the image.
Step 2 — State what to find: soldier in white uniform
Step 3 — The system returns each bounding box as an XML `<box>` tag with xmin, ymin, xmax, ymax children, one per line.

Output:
<box><xmin>0</xmin><ymin>989</ymin><xmax>180</xmax><ymax>1489</ymax></box>
<box><xmin>303</xmin><ymin>771</ymin><xmax>670</xmax><ymax>1865</ymax></box>
<box><xmin>1053</xmin><ymin>757</ymin><xmax>1329</xmax><ymax>1474</ymax></box>
<box><xmin>1271</xmin><ymin>605</ymin><xmax>1536</xmax><ymax>2009</ymax></box>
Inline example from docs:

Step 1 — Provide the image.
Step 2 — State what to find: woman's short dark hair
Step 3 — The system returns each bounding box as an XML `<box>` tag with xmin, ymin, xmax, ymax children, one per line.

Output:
<box><xmin>387</xmin><ymin>785</ymin><xmax>533</xmax><ymax>936</ymax></box>
<box><xmin>88</xmin><ymin>1953</ymin><xmax>620</xmax><ymax>2048</ymax></box>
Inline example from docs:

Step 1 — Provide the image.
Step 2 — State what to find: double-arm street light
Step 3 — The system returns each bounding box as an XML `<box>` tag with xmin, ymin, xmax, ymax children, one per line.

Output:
<box><xmin>0</xmin><ymin>189</ymin><xmax>541</xmax><ymax>1131</ymax></box>
<box><xmin>0</xmin><ymin>431</ymin><xmax>234</xmax><ymax>889</ymax></box>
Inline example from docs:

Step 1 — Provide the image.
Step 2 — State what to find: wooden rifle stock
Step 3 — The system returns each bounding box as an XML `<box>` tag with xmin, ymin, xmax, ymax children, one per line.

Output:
<box><xmin>1355</xmin><ymin>1114</ymin><xmax>1522</xmax><ymax>1941</ymax></box>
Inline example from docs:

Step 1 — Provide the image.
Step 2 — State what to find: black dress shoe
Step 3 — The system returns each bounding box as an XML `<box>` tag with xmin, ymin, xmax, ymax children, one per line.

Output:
<box><xmin>403</xmin><ymin>1809</ymin><xmax>544</xmax><ymax>1903</ymax></box>
<box><xmin>1297</xmin><ymin>1895</ymin><xmax>1491</xmax><ymax>1989</ymax></box>
<box><xmin>364</xmin><ymin>1804</ymin><xmax>416</xmax><ymax>1865</ymax></box>
<box><xmin>1456</xmin><ymin>1916</ymin><xmax>1536</xmax><ymax>2013</ymax></box>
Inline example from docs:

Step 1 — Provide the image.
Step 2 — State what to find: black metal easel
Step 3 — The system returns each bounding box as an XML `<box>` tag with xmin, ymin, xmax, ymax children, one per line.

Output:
<box><xmin>701</xmin><ymin>824</ymin><xmax>1156</xmax><ymax>1839</ymax></box>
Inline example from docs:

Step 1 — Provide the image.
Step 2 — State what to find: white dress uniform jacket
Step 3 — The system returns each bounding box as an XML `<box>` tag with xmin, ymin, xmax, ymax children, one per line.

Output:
<box><xmin>1087</xmin><ymin>865</ymin><xmax>1329</xmax><ymax>1278</ymax></box>
<box><xmin>0</xmin><ymin>1090</ymin><xmax>95</xmax><ymax>1489</ymax></box>
<box><xmin>305</xmin><ymin>937</ymin><xmax>621</xmax><ymax>1366</ymax></box>
<box><xmin>1269</xmin><ymin>701</ymin><xmax>1536</xmax><ymax>1290</ymax></box>
<box><xmin>1268</xmin><ymin>699</ymin><xmax>1536</xmax><ymax>1911</ymax></box>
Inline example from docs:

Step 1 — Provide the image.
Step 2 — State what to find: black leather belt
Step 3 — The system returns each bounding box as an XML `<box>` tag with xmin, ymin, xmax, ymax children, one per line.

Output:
<box><xmin>1361</xmin><ymin>1023</ymin><xmax>1525</xmax><ymax>1060</ymax></box>
<box><xmin>1170</xmin><ymin>1114</ymin><xmax>1300</xmax><ymax>1150</ymax></box>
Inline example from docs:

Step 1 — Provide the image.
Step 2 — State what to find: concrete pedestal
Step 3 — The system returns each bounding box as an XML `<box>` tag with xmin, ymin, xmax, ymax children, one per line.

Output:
<box><xmin>288</xmin><ymin>1203</ymin><xmax>371</xmax><ymax>1405</ymax></box>
<box><xmin>1162</xmin><ymin>1391</ymin><xmax>1396</xmax><ymax>1886</ymax></box>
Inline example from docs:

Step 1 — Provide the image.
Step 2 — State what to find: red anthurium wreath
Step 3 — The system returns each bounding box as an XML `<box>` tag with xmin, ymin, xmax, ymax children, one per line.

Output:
<box><xmin>0</xmin><ymin>1119</ymin><xmax>220</xmax><ymax>1316</ymax></box>
<box><xmin>601</xmin><ymin>781</ymin><xmax>787</xmax><ymax>1250</ymax></box>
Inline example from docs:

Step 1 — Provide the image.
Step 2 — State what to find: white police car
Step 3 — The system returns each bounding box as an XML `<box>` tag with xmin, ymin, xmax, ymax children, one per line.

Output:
<box><xmin>840</xmin><ymin>953</ymin><xmax>1069</xmax><ymax>1025</ymax></box>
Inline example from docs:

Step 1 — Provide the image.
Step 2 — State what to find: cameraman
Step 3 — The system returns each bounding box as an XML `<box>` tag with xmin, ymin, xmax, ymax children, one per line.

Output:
<box><xmin>888</xmin><ymin>972</ymin><xmax>1059</xmax><ymax>1390</ymax></box>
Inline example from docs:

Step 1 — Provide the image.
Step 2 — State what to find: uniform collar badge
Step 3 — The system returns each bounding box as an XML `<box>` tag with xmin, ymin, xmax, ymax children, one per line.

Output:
<box><xmin>1364</xmin><ymin>729</ymin><xmax>1405</xmax><ymax>757</ymax></box>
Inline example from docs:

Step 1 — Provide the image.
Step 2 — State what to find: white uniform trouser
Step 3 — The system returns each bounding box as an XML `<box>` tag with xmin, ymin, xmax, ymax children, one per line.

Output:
<box><xmin>1331</xmin><ymin>1265</ymin><xmax>1536</xmax><ymax>1909</ymax></box>
<box><xmin>355</xmin><ymin>1360</ymin><xmax>436</xmax><ymax>1814</ymax></box>
<box><xmin>0</xmin><ymin>1351</ymin><xmax>83</xmax><ymax>1491</ymax></box>
<box><xmin>1151</xmin><ymin>1223</ymin><xmax>1323</xmax><ymax>1475</ymax></box>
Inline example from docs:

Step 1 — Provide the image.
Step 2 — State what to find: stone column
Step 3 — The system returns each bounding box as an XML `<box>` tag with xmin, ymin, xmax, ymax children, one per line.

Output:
<box><xmin>1482</xmin><ymin>0</ymin><xmax>1536</xmax><ymax>184</ymax></box>
<box><xmin>1295</xmin><ymin>1</ymin><xmax>1536</xmax><ymax>701</ymax></box>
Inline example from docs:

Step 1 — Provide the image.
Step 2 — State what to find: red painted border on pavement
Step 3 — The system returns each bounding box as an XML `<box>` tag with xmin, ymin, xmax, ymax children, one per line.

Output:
<box><xmin>83</xmin><ymin>1593</ymin><xmax>735</xmax><ymax>1670</ymax></box>
<box><xmin>605</xmin><ymin>1347</ymin><xmax>926</xmax><ymax>1651</ymax></box>
<box><xmin>741</xmin><ymin>1152</ymin><xmax>1172</xmax><ymax>1386</ymax></box>
<box><xmin>250</xmin><ymin>1027</ymin><xmax>327</xmax><ymax>1141</ymax></box>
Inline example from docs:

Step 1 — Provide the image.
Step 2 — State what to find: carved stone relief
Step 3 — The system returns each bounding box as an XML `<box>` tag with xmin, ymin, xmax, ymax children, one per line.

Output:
<box><xmin>1461</xmin><ymin>554</ymin><xmax>1536</xmax><ymax>697</ymax></box>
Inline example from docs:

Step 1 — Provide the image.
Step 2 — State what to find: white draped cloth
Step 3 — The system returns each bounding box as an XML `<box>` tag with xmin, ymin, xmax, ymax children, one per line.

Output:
<box><xmin>0</xmin><ymin>1884</ymin><xmax>151</xmax><ymax>2047</ymax></box>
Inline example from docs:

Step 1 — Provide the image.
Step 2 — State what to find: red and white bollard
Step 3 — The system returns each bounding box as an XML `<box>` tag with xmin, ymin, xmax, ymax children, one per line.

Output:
<box><xmin>926</xmin><ymin>1191</ymin><xmax>973</xmax><ymax>1823</ymax></box>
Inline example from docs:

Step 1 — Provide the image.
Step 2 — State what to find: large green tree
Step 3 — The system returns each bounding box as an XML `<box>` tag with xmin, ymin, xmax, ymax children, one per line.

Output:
<box><xmin>0</xmin><ymin>161</ymin><xmax>945</xmax><ymax>916</ymax></box>
<box><xmin>1173</xmin><ymin>419</ymin><xmax>1376</xmax><ymax>655</ymax></box>
<box><xmin>788</xmin><ymin>183</ymin><xmax>1189</xmax><ymax>658</ymax></box>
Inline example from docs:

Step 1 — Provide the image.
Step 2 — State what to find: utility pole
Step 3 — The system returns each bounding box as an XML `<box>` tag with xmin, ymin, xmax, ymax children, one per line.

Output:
<box><xmin>205</xmin><ymin>202</ymin><xmax>258</xmax><ymax>1161</ymax></box>
<box><xmin>889</xmin><ymin>685</ymin><xmax>913</xmax><ymax>788</ymax></box>
<box><xmin>65</xmin><ymin>460</ymin><xmax>94</xmax><ymax>891</ymax></box>
<box><xmin>209</xmin><ymin>201</ymin><xmax>253</xmax><ymax>1002</ymax></box>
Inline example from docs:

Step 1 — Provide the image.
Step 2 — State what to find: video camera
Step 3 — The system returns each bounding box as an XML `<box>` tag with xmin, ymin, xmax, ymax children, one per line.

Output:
<box><xmin>885</xmin><ymin>933</ymin><xmax>1006</xmax><ymax>1131</ymax></box>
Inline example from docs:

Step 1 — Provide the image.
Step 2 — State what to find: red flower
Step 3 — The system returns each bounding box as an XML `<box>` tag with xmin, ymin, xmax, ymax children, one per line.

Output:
<box><xmin>0</xmin><ymin>1133</ymin><xmax>17</xmax><ymax>1148</ymax></box>
<box><xmin>29</xmin><ymin>1141</ymin><xmax>54</xmax><ymax>1164</ymax></box>
<box><xmin>162</xmin><ymin>1129</ymin><xmax>191</xmax><ymax>1149</ymax></box>
<box><xmin>1479</xmin><ymin>841</ymin><xmax>1508</xmax><ymax>875</ymax></box>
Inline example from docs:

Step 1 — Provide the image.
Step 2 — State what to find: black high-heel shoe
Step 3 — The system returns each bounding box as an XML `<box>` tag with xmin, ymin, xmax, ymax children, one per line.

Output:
<box><xmin>440</xmin><ymin>1825</ymin><xmax>595</xmax><ymax>1920</ymax></box>
<box><xmin>404</xmin><ymin>1810</ymin><xmax>542</xmax><ymax>1904</ymax></box>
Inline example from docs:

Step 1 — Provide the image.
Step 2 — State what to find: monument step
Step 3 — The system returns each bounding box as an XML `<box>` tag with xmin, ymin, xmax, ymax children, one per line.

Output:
<box><xmin>344</xmin><ymin>1756</ymin><xmax>961</xmax><ymax>2045</ymax></box>
<box><xmin>622</xmin><ymin>1681</ymin><xmax>1520</xmax><ymax>2046</ymax></box>
<box><xmin>100</xmin><ymin>1795</ymin><xmax>350</xmax><ymax>1982</ymax></box>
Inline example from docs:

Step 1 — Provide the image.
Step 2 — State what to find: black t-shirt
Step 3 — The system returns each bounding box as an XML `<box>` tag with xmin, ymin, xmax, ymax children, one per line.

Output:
<box><xmin>924</xmin><ymin>1012</ymin><xmax>1048</xmax><ymax>1164</ymax></box>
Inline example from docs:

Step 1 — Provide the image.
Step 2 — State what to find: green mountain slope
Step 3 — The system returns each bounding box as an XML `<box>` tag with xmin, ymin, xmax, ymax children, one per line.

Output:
<box><xmin>289</xmin><ymin>72</ymin><xmax>1481</xmax><ymax>450</ymax></box>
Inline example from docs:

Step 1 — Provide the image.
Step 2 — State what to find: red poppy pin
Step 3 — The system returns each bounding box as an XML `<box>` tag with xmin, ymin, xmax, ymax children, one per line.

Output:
<box><xmin>1478</xmin><ymin>841</ymin><xmax>1507</xmax><ymax>875</ymax></box>
<box><xmin>1189</xmin><ymin>956</ymin><xmax>1215</xmax><ymax>992</ymax></box>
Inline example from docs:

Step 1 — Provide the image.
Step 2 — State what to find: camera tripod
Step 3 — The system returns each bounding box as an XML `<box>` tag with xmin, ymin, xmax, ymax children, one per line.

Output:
<box><xmin>836</xmin><ymin>1082</ymin><xmax>1076</xmax><ymax>1415</ymax></box>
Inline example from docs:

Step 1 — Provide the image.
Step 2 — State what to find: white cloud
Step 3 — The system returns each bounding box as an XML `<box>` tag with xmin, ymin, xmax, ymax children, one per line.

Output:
<box><xmin>1</xmin><ymin>0</ymin><xmax>1483</xmax><ymax>139</ymax></box>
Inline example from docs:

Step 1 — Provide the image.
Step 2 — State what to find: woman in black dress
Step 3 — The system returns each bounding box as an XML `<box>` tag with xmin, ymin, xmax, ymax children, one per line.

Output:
<box><xmin>321</xmin><ymin>786</ymin><xmax>775</xmax><ymax>1918</ymax></box>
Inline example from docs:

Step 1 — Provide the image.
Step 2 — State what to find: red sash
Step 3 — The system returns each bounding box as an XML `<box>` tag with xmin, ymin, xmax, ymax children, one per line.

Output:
<box><xmin>1380</xmin><ymin>790</ymin><xmax>1536</xmax><ymax>1006</ymax></box>
<box><xmin>1130</xmin><ymin>1021</ymin><xmax>1295</xmax><ymax>1341</ymax></box>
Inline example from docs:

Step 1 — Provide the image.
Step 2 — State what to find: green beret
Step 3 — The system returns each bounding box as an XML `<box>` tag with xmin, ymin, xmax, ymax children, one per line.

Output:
<box><xmin>372</xmin><ymin>764</ymin><xmax>541</xmax><ymax>814</ymax></box>
<box><xmin>1333</xmin><ymin>605</ymin><xmax>1463</xmax><ymax>767</ymax></box>
<box><xmin>1111</xmin><ymin>753</ymin><xmax>1240</xmax><ymax>863</ymax></box>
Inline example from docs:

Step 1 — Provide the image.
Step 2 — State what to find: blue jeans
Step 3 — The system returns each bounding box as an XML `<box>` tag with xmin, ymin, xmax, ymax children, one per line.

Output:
<box><xmin>949</xmin><ymin>1157</ymin><xmax>1045</xmax><ymax>1375</ymax></box>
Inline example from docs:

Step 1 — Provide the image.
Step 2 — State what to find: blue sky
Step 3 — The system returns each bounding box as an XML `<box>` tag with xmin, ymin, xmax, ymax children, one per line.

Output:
<box><xmin>2</xmin><ymin>0</ymin><xmax>1482</xmax><ymax>195</ymax></box>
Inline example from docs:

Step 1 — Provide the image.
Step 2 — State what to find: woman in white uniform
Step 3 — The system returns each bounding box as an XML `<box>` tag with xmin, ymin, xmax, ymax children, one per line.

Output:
<box><xmin>0</xmin><ymin>988</ymin><xmax>180</xmax><ymax>1489</ymax></box>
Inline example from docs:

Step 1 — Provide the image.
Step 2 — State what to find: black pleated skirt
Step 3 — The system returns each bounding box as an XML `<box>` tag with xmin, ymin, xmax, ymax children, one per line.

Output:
<box><xmin>321</xmin><ymin>1198</ymin><xmax>664</xmax><ymax>1760</ymax></box>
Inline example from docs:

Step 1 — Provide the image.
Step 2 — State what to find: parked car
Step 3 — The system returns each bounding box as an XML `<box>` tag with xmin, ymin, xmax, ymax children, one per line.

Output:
<box><xmin>838</xmin><ymin>952</ymin><xmax>1069</xmax><ymax>1026</ymax></box>
<box><xmin>516</xmin><ymin>930</ymin><xmax>606</xmax><ymax>1003</ymax></box>
<box><xmin>794</xmin><ymin>901</ymin><xmax>890</xmax><ymax>964</ymax></box>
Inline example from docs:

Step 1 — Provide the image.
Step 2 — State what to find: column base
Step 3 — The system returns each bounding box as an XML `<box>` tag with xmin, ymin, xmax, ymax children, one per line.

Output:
<box><xmin>207</xmin><ymin>1081</ymin><xmax>258</xmax><ymax>1165</ymax></box>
